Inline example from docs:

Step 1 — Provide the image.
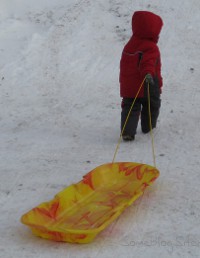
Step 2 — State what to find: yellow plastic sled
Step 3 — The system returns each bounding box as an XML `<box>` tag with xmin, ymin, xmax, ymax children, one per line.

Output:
<box><xmin>21</xmin><ymin>162</ymin><xmax>159</xmax><ymax>243</ymax></box>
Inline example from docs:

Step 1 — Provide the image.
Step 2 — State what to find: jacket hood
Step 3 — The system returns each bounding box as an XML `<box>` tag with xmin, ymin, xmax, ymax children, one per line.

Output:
<box><xmin>132</xmin><ymin>11</ymin><xmax>163</xmax><ymax>42</ymax></box>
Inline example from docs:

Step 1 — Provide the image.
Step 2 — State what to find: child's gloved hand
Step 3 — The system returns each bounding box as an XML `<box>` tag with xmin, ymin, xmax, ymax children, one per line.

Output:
<box><xmin>144</xmin><ymin>73</ymin><xmax>158</xmax><ymax>98</ymax></box>
<box><xmin>145</xmin><ymin>73</ymin><xmax>154</xmax><ymax>85</ymax></box>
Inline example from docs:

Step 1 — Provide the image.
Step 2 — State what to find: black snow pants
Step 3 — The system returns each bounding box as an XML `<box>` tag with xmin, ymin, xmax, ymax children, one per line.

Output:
<box><xmin>121</xmin><ymin>93</ymin><xmax>161</xmax><ymax>137</ymax></box>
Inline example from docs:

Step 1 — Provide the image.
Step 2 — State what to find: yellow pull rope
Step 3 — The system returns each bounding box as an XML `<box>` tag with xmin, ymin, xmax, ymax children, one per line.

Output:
<box><xmin>112</xmin><ymin>77</ymin><xmax>146</xmax><ymax>163</ymax></box>
<box><xmin>112</xmin><ymin>77</ymin><xmax>157</xmax><ymax>168</ymax></box>
<box><xmin>147</xmin><ymin>83</ymin><xmax>156</xmax><ymax>168</ymax></box>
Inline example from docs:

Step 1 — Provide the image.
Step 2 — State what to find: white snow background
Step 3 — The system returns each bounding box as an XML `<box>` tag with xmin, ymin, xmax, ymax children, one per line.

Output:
<box><xmin>1</xmin><ymin>0</ymin><xmax>200</xmax><ymax>257</ymax></box>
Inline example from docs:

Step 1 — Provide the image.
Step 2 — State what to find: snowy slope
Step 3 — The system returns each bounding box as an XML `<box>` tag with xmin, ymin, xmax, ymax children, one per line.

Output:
<box><xmin>1</xmin><ymin>0</ymin><xmax>200</xmax><ymax>257</ymax></box>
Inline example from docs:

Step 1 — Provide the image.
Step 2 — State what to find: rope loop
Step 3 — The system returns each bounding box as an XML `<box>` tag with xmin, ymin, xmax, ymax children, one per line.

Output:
<box><xmin>112</xmin><ymin>76</ymin><xmax>156</xmax><ymax>168</ymax></box>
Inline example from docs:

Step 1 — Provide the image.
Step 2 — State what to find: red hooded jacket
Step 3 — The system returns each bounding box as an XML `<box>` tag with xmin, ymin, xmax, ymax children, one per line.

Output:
<box><xmin>120</xmin><ymin>11</ymin><xmax>163</xmax><ymax>98</ymax></box>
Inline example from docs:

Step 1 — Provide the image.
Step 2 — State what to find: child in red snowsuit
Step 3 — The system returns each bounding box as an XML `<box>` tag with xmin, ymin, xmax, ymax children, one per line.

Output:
<box><xmin>119</xmin><ymin>11</ymin><xmax>163</xmax><ymax>141</ymax></box>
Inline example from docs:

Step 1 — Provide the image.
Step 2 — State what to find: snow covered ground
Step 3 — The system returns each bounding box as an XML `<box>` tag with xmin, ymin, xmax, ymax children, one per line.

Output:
<box><xmin>1</xmin><ymin>0</ymin><xmax>200</xmax><ymax>257</ymax></box>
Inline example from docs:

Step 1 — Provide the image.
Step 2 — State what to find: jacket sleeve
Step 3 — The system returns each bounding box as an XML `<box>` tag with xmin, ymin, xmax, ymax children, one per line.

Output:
<box><xmin>139</xmin><ymin>44</ymin><xmax>162</xmax><ymax>87</ymax></box>
<box><xmin>157</xmin><ymin>55</ymin><xmax>163</xmax><ymax>89</ymax></box>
